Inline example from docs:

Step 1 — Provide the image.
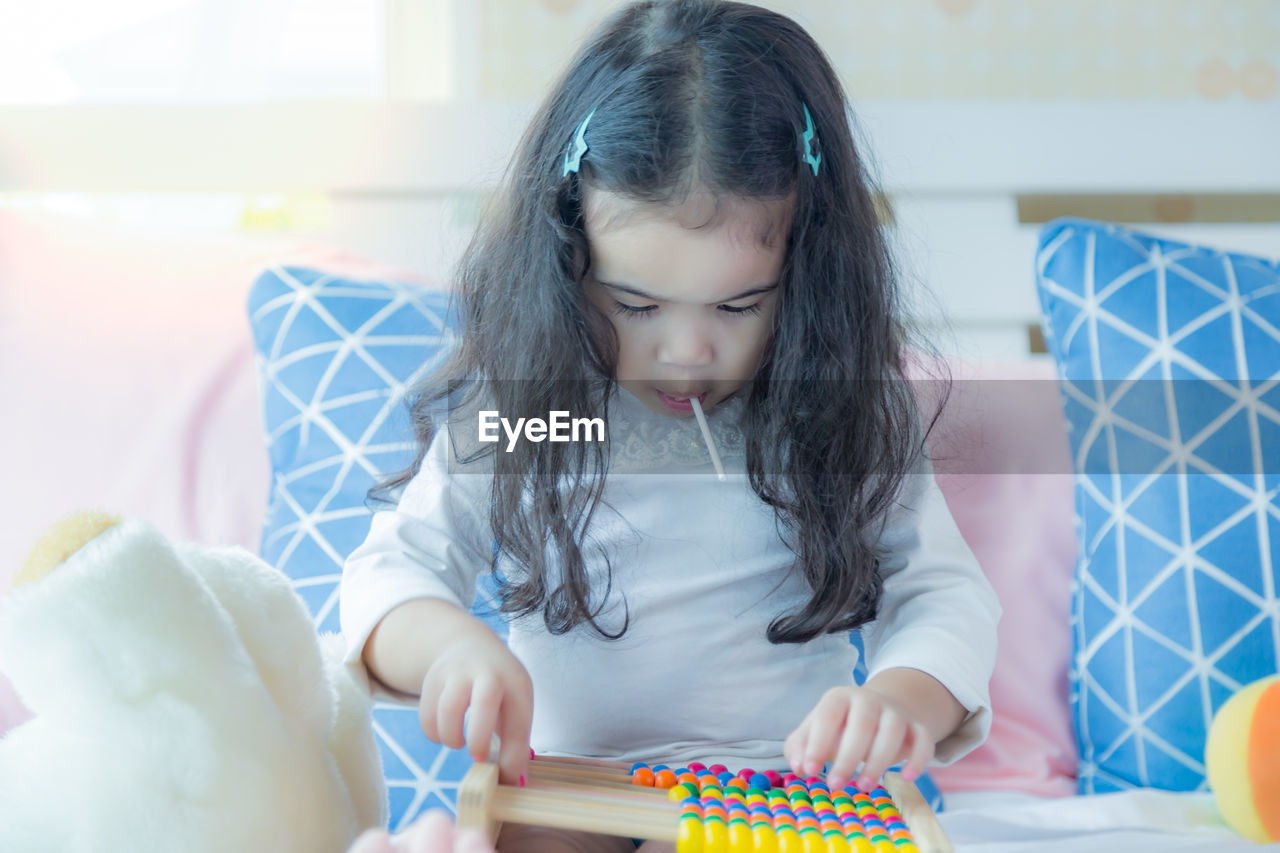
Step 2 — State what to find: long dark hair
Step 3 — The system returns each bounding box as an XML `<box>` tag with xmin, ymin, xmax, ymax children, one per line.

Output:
<box><xmin>375</xmin><ymin>0</ymin><xmax>946</xmax><ymax>643</ymax></box>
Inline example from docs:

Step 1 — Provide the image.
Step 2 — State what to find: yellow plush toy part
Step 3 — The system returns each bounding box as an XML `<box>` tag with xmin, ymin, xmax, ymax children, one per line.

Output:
<box><xmin>0</xmin><ymin>513</ymin><xmax>388</xmax><ymax>853</ymax></box>
<box><xmin>1207</xmin><ymin>674</ymin><xmax>1280</xmax><ymax>843</ymax></box>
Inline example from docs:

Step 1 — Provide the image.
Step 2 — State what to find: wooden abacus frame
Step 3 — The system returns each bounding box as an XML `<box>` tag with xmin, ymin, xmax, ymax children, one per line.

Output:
<box><xmin>457</xmin><ymin>755</ymin><xmax>952</xmax><ymax>853</ymax></box>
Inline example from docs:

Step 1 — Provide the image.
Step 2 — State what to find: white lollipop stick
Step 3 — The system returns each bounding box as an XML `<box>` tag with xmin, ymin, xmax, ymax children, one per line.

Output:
<box><xmin>689</xmin><ymin>395</ymin><xmax>726</xmax><ymax>481</ymax></box>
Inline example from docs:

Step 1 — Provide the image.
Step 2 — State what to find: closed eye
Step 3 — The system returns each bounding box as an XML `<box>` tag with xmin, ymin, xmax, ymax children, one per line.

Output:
<box><xmin>719</xmin><ymin>303</ymin><xmax>762</xmax><ymax>316</ymax></box>
<box><xmin>612</xmin><ymin>301</ymin><xmax>657</xmax><ymax>318</ymax></box>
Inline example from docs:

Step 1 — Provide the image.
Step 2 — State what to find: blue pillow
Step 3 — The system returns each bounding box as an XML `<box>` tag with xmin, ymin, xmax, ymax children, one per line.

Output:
<box><xmin>249</xmin><ymin>266</ymin><xmax>507</xmax><ymax>829</ymax></box>
<box><xmin>249</xmin><ymin>265</ymin><xmax>941</xmax><ymax>828</ymax></box>
<box><xmin>1035</xmin><ymin>218</ymin><xmax>1280</xmax><ymax>793</ymax></box>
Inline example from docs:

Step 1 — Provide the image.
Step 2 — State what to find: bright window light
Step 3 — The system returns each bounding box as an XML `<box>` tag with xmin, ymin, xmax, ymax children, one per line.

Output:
<box><xmin>0</xmin><ymin>0</ymin><xmax>383</xmax><ymax>104</ymax></box>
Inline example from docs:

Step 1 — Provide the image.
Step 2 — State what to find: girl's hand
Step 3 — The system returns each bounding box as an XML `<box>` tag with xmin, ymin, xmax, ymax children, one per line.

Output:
<box><xmin>418</xmin><ymin>629</ymin><xmax>534</xmax><ymax>786</ymax></box>
<box><xmin>347</xmin><ymin>809</ymin><xmax>495</xmax><ymax>853</ymax></box>
<box><xmin>783</xmin><ymin>685</ymin><xmax>933</xmax><ymax>792</ymax></box>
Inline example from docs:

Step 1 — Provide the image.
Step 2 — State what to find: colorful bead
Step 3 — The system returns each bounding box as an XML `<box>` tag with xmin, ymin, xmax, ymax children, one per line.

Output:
<box><xmin>752</xmin><ymin>824</ymin><xmax>779</xmax><ymax>853</ymax></box>
<box><xmin>632</xmin><ymin>767</ymin><xmax>656</xmax><ymax>787</ymax></box>
<box><xmin>777</xmin><ymin>828</ymin><xmax>804</xmax><ymax>853</ymax></box>
<box><xmin>659</xmin><ymin>764</ymin><xmax>917</xmax><ymax>853</ymax></box>
<box><xmin>705</xmin><ymin>817</ymin><xmax>729</xmax><ymax>853</ymax></box>
<box><xmin>678</xmin><ymin>816</ymin><xmax>704</xmax><ymax>853</ymax></box>
<box><xmin>729</xmin><ymin>819</ymin><xmax>754</xmax><ymax>853</ymax></box>
<box><xmin>800</xmin><ymin>828</ymin><xmax>826</xmax><ymax>853</ymax></box>
<box><xmin>823</xmin><ymin>830</ymin><xmax>850</xmax><ymax>853</ymax></box>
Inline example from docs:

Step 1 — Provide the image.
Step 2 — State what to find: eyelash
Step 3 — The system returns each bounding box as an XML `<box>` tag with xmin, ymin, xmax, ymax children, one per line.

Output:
<box><xmin>611</xmin><ymin>301</ymin><xmax>762</xmax><ymax>319</ymax></box>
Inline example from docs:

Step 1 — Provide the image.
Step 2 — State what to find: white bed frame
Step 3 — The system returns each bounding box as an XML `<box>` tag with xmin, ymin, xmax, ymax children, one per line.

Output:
<box><xmin>2</xmin><ymin>99</ymin><xmax>1277</xmax><ymax>360</ymax></box>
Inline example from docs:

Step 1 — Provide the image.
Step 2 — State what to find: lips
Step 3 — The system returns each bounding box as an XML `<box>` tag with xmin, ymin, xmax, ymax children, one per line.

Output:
<box><xmin>656</xmin><ymin>389</ymin><xmax>708</xmax><ymax>413</ymax></box>
<box><xmin>660</xmin><ymin>390</ymin><xmax>707</xmax><ymax>402</ymax></box>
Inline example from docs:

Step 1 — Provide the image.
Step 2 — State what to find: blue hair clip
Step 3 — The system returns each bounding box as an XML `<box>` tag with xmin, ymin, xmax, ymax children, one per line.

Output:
<box><xmin>801</xmin><ymin>103</ymin><xmax>821</xmax><ymax>177</ymax></box>
<box><xmin>562</xmin><ymin>108</ymin><xmax>596</xmax><ymax>177</ymax></box>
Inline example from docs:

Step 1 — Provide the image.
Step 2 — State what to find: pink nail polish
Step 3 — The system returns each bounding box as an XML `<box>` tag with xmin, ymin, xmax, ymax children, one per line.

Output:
<box><xmin>517</xmin><ymin>774</ymin><xmax>526</xmax><ymax>788</ymax></box>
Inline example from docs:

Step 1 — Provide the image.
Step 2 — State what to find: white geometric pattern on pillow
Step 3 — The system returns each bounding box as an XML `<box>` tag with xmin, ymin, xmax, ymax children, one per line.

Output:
<box><xmin>1035</xmin><ymin>219</ymin><xmax>1280</xmax><ymax>794</ymax></box>
<box><xmin>249</xmin><ymin>266</ymin><xmax>508</xmax><ymax>829</ymax></box>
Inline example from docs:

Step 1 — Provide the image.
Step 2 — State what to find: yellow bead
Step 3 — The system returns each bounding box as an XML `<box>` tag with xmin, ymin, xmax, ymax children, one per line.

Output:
<box><xmin>678</xmin><ymin>817</ymin><xmax>704</xmax><ymax>853</ymax></box>
<box><xmin>705</xmin><ymin>819</ymin><xmax>730</xmax><ymax>853</ymax></box>
<box><xmin>801</xmin><ymin>830</ymin><xmax>826</xmax><ymax>853</ymax></box>
<box><xmin>729</xmin><ymin>821</ymin><xmax>754</xmax><ymax>853</ymax></box>
<box><xmin>778</xmin><ymin>828</ymin><xmax>805</xmax><ymax>853</ymax></box>
<box><xmin>849</xmin><ymin>838</ymin><xmax>874</xmax><ymax>853</ymax></box>
<box><xmin>752</xmin><ymin>824</ymin><xmax>779</xmax><ymax>853</ymax></box>
<box><xmin>824</xmin><ymin>833</ymin><xmax>849</xmax><ymax>853</ymax></box>
<box><xmin>873</xmin><ymin>842</ymin><xmax>896</xmax><ymax>853</ymax></box>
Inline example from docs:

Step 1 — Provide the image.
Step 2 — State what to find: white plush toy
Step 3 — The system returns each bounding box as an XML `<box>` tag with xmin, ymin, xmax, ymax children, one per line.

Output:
<box><xmin>0</xmin><ymin>512</ymin><xmax>389</xmax><ymax>853</ymax></box>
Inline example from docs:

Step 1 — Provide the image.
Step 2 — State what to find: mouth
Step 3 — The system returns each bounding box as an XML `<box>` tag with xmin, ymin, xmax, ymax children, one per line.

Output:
<box><xmin>656</xmin><ymin>390</ymin><xmax>708</xmax><ymax>413</ymax></box>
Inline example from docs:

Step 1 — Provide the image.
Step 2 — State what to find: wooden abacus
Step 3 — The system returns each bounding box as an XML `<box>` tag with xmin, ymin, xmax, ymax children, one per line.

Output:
<box><xmin>457</xmin><ymin>755</ymin><xmax>952</xmax><ymax>853</ymax></box>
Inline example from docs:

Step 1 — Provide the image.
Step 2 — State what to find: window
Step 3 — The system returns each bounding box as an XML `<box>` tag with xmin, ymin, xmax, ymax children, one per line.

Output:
<box><xmin>0</xmin><ymin>0</ymin><xmax>384</xmax><ymax>104</ymax></box>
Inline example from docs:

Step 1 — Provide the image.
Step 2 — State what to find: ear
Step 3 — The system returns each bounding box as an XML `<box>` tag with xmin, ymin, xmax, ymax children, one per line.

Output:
<box><xmin>11</xmin><ymin>511</ymin><xmax>121</xmax><ymax>589</ymax></box>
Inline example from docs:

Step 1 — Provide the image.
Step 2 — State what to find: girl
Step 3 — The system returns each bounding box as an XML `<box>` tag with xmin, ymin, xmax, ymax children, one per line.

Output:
<box><xmin>342</xmin><ymin>1</ymin><xmax>999</xmax><ymax>850</ymax></box>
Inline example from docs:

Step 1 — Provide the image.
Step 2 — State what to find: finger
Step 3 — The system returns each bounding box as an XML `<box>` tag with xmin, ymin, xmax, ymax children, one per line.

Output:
<box><xmin>783</xmin><ymin>723</ymin><xmax>809</xmax><ymax>776</ymax></box>
<box><xmin>496</xmin><ymin>681</ymin><xmax>534</xmax><ymax>786</ymax></box>
<box><xmin>454</xmin><ymin>827</ymin><xmax>497</xmax><ymax>853</ymax></box>
<box><xmin>435</xmin><ymin>676</ymin><xmax>472</xmax><ymax>749</ymax></box>
<box><xmin>465</xmin><ymin>675</ymin><xmax>504</xmax><ymax>762</ymax></box>
<box><xmin>347</xmin><ymin>828</ymin><xmax>392</xmax><ymax>853</ymax></box>
<box><xmin>801</xmin><ymin>692</ymin><xmax>850</xmax><ymax>777</ymax></box>
<box><xmin>858</xmin><ymin>713</ymin><xmax>907</xmax><ymax>791</ymax></box>
<box><xmin>400</xmin><ymin>810</ymin><xmax>455</xmax><ymax>853</ymax></box>
<box><xmin>418</xmin><ymin>669</ymin><xmax>445</xmax><ymax>743</ymax></box>
<box><xmin>825</xmin><ymin>701</ymin><xmax>879</xmax><ymax>790</ymax></box>
<box><xmin>900</xmin><ymin>721</ymin><xmax>934</xmax><ymax>782</ymax></box>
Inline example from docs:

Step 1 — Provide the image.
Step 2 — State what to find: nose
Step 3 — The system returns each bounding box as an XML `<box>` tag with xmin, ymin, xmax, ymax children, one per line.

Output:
<box><xmin>656</xmin><ymin>313</ymin><xmax>714</xmax><ymax>369</ymax></box>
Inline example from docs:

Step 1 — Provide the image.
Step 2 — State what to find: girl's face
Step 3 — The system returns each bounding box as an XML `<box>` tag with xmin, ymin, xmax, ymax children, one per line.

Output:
<box><xmin>583</xmin><ymin>188</ymin><xmax>793</xmax><ymax>418</ymax></box>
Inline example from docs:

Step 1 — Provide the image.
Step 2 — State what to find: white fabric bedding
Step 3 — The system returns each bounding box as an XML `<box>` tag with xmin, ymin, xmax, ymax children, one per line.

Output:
<box><xmin>938</xmin><ymin>790</ymin><xmax>1279</xmax><ymax>852</ymax></box>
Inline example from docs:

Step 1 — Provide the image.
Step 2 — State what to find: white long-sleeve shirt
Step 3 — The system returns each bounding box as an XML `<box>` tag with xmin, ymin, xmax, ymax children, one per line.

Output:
<box><xmin>341</xmin><ymin>387</ymin><xmax>999</xmax><ymax>769</ymax></box>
